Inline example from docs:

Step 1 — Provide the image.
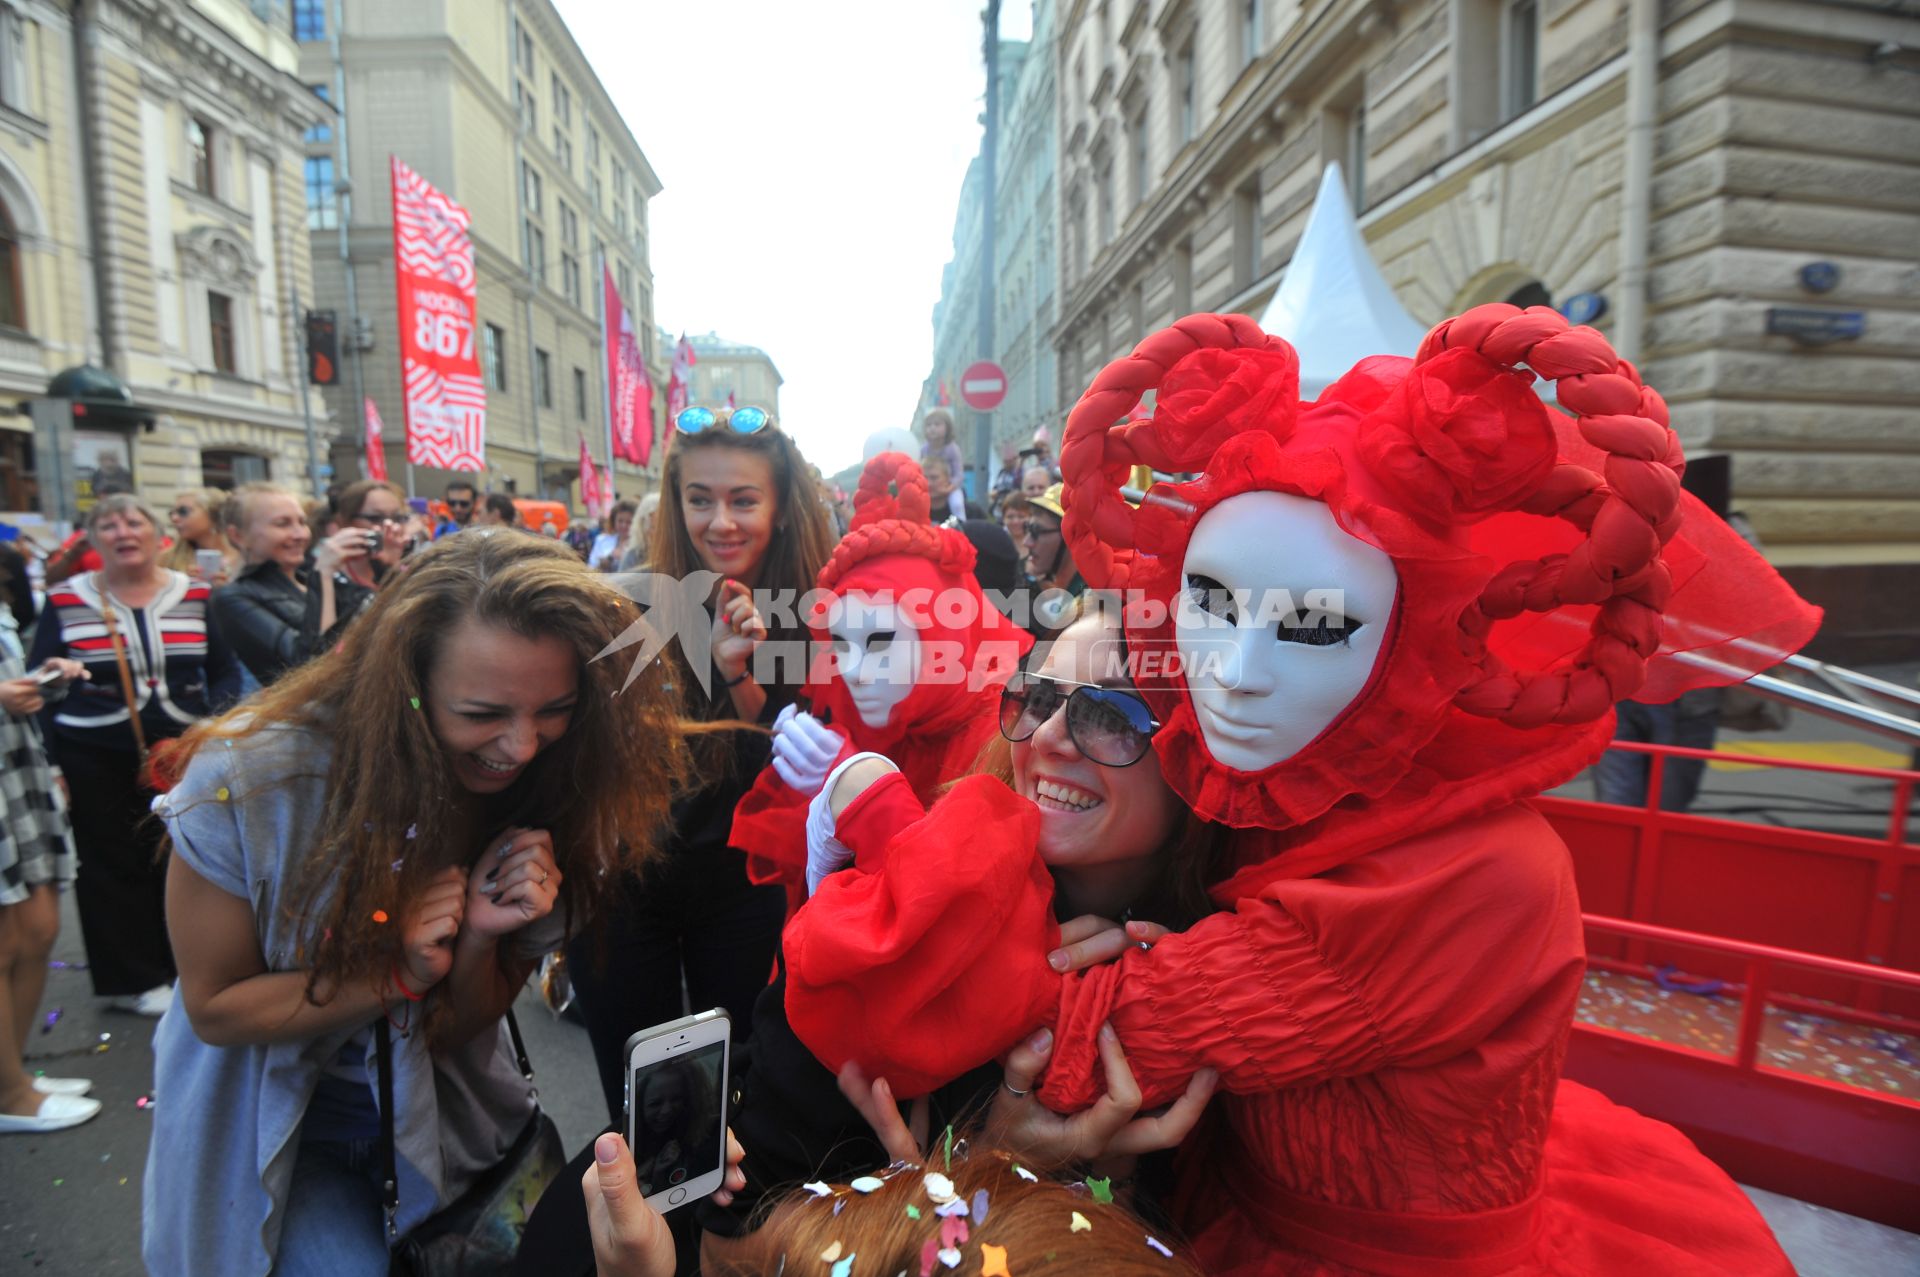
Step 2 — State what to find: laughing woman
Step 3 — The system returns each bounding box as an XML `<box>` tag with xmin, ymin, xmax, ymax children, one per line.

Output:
<box><xmin>142</xmin><ymin>532</ymin><xmax>691</xmax><ymax>1276</ymax></box>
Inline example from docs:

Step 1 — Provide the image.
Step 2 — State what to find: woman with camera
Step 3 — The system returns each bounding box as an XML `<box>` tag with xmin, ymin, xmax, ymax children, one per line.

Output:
<box><xmin>305</xmin><ymin>479</ymin><xmax>417</xmax><ymax>656</ymax></box>
<box><xmin>28</xmin><ymin>493</ymin><xmax>241</xmax><ymax>1017</ymax></box>
<box><xmin>142</xmin><ymin>531</ymin><xmax>693</xmax><ymax>1276</ymax></box>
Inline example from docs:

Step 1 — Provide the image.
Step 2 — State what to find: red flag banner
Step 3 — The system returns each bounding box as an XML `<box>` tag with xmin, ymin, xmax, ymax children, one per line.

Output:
<box><xmin>667</xmin><ymin>333</ymin><xmax>696</xmax><ymax>418</ymax></box>
<box><xmin>364</xmin><ymin>398</ymin><xmax>388</xmax><ymax>482</ymax></box>
<box><xmin>579</xmin><ymin>434</ymin><xmax>608</xmax><ymax>519</ymax></box>
<box><xmin>603</xmin><ymin>265</ymin><xmax>653</xmax><ymax>466</ymax></box>
<box><xmin>391</xmin><ymin>156</ymin><xmax>485</xmax><ymax>471</ymax></box>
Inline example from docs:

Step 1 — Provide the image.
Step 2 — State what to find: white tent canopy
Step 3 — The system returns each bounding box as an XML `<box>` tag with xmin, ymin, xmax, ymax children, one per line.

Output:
<box><xmin>1256</xmin><ymin>163</ymin><xmax>1429</xmax><ymax>398</ymax></box>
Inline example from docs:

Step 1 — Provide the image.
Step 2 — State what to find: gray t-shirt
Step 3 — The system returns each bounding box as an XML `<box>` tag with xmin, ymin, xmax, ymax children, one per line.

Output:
<box><xmin>142</xmin><ymin>723</ymin><xmax>540</xmax><ymax>1276</ymax></box>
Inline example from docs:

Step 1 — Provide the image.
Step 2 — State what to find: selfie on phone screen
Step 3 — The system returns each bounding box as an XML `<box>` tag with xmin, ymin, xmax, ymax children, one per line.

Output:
<box><xmin>629</xmin><ymin>1044</ymin><xmax>723</xmax><ymax>1197</ymax></box>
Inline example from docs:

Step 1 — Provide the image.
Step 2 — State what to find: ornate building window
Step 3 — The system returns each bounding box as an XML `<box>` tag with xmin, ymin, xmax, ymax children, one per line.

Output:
<box><xmin>177</xmin><ymin>226</ymin><xmax>261</xmax><ymax>378</ymax></box>
<box><xmin>0</xmin><ymin>5</ymin><xmax>27</xmax><ymax>113</ymax></box>
<box><xmin>208</xmin><ymin>292</ymin><xmax>236</xmax><ymax>373</ymax></box>
<box><xmin>188</xmin><ymin>117</ymin><xmax>216</xmax><ymax>197</ymax></box>
<box><xmin>291</xmin><ymin>0</ymin><xmax>325</xmax><ymax>42</ymax></box>
<box><xmin>0</xmin><ymin>196</ymin><xmax>23</xmax><ymax>331</ymax></box>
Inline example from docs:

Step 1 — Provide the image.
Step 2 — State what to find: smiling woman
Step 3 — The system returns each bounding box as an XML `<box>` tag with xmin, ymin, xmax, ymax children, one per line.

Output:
<box><xmin>565</xmin><ymin>407</ymin><xmax>838</xmax><ymax>1122</ymax></box>
<box><xmin>139</xmin><ymin>531</ymin><xmax>693</xmax><ymax>1276</ymax></box>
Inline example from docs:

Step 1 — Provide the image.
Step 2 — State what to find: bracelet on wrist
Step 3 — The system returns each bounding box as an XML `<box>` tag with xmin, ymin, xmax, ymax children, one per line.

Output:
<box><xmin>722</xmin><ymin>668</ymin><xmax>751</xmax><ymax>688</ymax></box>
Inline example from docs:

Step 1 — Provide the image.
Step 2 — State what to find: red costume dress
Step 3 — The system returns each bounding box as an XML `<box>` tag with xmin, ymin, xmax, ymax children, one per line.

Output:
<box><xmin>730</xmin><ymin>453</ymin><xmax>1031</xmax><ymax>914</ymax></box>
<box><xmin>786</xmin><ymin>307</ymin><xmax>1819</xmax><ymax>1274</ymax></box>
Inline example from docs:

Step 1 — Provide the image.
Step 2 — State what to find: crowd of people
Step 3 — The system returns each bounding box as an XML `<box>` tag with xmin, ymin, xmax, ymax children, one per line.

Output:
<box><xmin>0</xmin><ymin>303</ymin><xmax>1829</xmax><ymax>1275</ymax></box>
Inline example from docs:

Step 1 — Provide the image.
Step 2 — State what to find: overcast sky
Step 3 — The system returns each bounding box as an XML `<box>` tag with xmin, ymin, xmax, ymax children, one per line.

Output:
<box><xmin>553</xmin><ymin>1</ymin><xmax>1033</xmax><ymax>476</ymax></box>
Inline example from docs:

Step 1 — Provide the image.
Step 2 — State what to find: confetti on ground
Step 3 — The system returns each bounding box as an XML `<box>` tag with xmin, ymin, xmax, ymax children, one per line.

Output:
<box><xmin>980</xmin><ymin>1244</ymin><xmax>1010</xmax><ymax>1277</ymax></box>
<box><xmin>1146</xmin><ymin>1235</ymin><xmax>1173</xmax><ymax>1257</ymax></box>
<box><xmin>135</xmin><ymin>1094</ymin><xmax>153</xmax><ymax>1109</ymax></box>
<box><xmin>47</xmin><ymin>960</ymin><xmax>87</xmax><ymax>970</ymax></box>
<box><xmin>40</xmin><ymin>1008</ymin><xmax>60</xmax><ymax>1034</ymax></box>
<box><xmin>850</xmin><ymin>1176</ymin><xmax>884</xmax><ymax>1194</ymax></box>
<box><xmin>1069</xmin><ymin>1211</ymin><xmax>1090</xmax><ymax>1233</ymax></box>
<box><xmin>1576</xmin><ymin>967</ymin><xmax>1919</xmax><ymax>1098</ymax></box>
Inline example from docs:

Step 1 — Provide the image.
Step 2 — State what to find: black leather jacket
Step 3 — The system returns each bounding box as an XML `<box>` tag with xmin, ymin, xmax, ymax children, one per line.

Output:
<box><xmin>210</xmin><ymin>560</ymin><xmax>312</xmax><ymax>685</ymax></box>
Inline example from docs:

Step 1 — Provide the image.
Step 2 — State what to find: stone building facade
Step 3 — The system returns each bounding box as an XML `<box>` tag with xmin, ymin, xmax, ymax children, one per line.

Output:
<box><xmin>1051</xmin><ymin>0</ymin><xmax>1918</xmax><ymax>659</ymax></box>
<box><xmin>0</xmin><ymin>0</ymin><xmax>332</xmax><ymax>517</ymax></box>
<box><xmin>683</xmin><ymin>331</ymin><xmax>782</xmax><ymax>417</ymax></box>
<box><xmin>997</xmin><ymin>0</ymin><xmax>1062</xmax><ymax>457</ymax></box>
<box><xmin>296</xmin><ymin>0</ymin><xmax>662</xmax><ymax>507</ymax></box>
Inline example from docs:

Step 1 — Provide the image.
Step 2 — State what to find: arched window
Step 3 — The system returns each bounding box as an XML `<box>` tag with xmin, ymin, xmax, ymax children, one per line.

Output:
<box><xmin>0</xmin><ymin>196</ymin><xmax>22</xmax><ymax>331</ymax></box>
<box><xmin>1505</xmin><ymin>279</ymin><xmax>1553</xmax><ymax>310</ymax></box>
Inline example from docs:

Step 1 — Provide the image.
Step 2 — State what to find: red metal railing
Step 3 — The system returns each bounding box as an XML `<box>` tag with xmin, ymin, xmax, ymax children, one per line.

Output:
<box><xmin>1541</xmin><ymin>740</ymin><xmax>1919</xmax><ymax>1015</ymax></box>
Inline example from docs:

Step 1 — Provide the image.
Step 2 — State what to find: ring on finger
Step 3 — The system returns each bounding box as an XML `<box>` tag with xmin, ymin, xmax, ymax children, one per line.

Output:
<box><xmin>1002</xmin><ymin>1081</ymin><xmax>1030</xmax><ymax>1099</ymax></box>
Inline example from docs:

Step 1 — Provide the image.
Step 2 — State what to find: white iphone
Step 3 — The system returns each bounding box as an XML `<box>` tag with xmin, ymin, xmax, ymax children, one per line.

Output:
<box><xmin>622</xmin><ymin>1009</ymin><xmax>731</xmax><ymax>1212</ymax></box>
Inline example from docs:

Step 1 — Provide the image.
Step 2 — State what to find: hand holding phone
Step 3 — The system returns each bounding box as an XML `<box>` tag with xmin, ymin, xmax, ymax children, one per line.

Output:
<box><xmin>194</xmin><ymin>548</ymin><xmax>226</xmax><ymax>581</ymax></box>
<box><xmin>623</xmin><ymin>1010</ymin><xmax>731</xmax><ymax>1212</ymax></box>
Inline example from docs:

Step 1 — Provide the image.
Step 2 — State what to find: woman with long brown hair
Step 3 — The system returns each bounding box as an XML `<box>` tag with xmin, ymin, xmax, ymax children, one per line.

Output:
<box><xmin>566</xmin><ymin>405</ymin><xmax>834</xmax><ymax>1123</ymax></box>
<box><xmin>140</xmin><ymin>531</ymin><xmax>691</xmax><ymax>1276</ymax></box>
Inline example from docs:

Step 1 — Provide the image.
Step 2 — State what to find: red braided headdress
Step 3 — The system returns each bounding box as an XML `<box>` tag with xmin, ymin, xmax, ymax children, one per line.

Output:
<box><xmin>816</xmin><ymin>452</ymin><xmax>974</xmax><ymax>593</ymax></box>
<box><xmin>1058</xmin><ymin>305</ymin><xmax>1820</xmax><ymax>853</ymax></box>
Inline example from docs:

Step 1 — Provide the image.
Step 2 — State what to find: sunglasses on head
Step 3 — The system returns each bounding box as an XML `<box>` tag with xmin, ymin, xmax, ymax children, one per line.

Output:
<box><xmin>999</xmin><ymin>671</ymin><xmax>1159</xmax><ymax>768</ymax></box>
<box><xmin>676</xmin><ymin>405</ymin><xmax>771</xmax><ymax>435</ymax></box>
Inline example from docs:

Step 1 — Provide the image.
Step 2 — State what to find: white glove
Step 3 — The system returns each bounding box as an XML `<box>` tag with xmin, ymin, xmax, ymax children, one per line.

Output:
<box><xmin>770</xmin><ymin>704</ymin><xmax>845</xmax><ymax>798</ymax></box>
<box><xmin>805</xmin><ymin>752</ymin><xmax>898</xmax><ymax>897</ymax></box>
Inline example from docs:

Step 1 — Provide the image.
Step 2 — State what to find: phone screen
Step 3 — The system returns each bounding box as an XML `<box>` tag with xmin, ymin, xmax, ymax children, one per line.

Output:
<box><xmin>628</xmin><ymin>1041</ymin><xmax>726</xmax><ymax>1197</ymax></box>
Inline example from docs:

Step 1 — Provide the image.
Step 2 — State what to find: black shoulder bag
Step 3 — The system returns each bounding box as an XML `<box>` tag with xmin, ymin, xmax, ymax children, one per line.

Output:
<box><xmin>375</xmin><ymin>1010</ymin><xmax>568</xmax><ymax>1276</ymax></box>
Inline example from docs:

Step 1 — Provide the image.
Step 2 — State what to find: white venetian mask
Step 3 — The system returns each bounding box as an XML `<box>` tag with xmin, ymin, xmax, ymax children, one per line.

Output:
<box><xmin>1173</xmin><ymin>491</ymin><xmax>1398</xmax><ymax>771</ymax></box>
<box><xmin>826</xmin><ymin>590</ymin><xmax>924</xmax><ymax>729</ymax></box>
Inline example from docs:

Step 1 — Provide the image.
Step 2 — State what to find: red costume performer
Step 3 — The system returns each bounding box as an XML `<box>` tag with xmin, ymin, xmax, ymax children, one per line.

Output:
<box><xmin>730</xmin><ymin>452</ymin><xmax>1031</xmax><ymax>913</ymax></box>
<box><xmin>785</xmin><ymin>307</ymin><xmax>1819</xmax><ymax>1274</ymax></box>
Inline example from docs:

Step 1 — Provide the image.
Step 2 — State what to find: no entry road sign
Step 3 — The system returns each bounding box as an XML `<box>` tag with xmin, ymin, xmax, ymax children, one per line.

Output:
<box><xmin>960</xmin><ymin>361</ymin><xmax>1008</xmax><ymax>411</ymax></box>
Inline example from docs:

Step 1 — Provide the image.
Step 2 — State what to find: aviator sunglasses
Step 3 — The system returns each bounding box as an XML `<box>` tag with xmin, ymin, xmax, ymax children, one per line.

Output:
<box><xmin>998</xmin><ymin>671</ymin><xmax>1160</xmax><ymax>768</ymax></box>
<box><xmin>675</xmin><ymin>405</ymin><xmax>772</xmax><ymax>435</ymax></box>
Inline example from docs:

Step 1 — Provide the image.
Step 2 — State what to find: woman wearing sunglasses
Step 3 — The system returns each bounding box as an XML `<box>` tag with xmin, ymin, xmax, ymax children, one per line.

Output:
<box><xmin>564</xmin><ymin>405</ymin><xmax>837</xmax><ymax>1123</ymax></box>
<box><xmin>304</xmin><ymin>479</ymin><xmax>412</xmax><ymax>655</ymax></box>
<box><xmin>684</xmin><ymin>598</ymin><xmax>1220</xmax><ymax>1264</ymax></box>
<box><xmin>158</xmin><ymin>488</ymin><xmax>240</xmax><ymax>584</ymax></box>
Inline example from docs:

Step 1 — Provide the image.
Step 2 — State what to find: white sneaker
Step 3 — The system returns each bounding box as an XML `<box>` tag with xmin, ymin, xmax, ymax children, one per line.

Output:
<box><xmin>109</xmin><ymin>984</ymin><xmax>174</xmax><ymax>1017</ymax></box>
<box><xmin>31</xmin><ymin>1077</ymin><xmax>92</xmax><ymax>1097</ymax></box>
<box><xmin>0</xmin><ymin>1092</ymin><xmax>102</xmax><ymax>1133</ymax></box>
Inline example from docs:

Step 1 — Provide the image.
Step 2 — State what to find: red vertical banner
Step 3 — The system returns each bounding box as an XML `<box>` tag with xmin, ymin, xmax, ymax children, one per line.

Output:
<box><xmin>579</xmin><ymin>435</ymin><xmax>610</xmax><ymax>519</ymax></box>
<box><xmin>603</xmin><ymin>265</ymin><xmax>654</xmax><ymax>466</ymax></box>
<box><xmin>363</xmin><ymin>398</ymin><xmax>389</xmax><ymax>482</ymax></box>
<box><xmin>391</xmin><ymin>156</ymin><xmax>486</xmax><ymax>470</ymax></box>
<box><xmin>667</xmin><ymin>332</ymin><xmax>696</xmax><ymax>418</ymax></box>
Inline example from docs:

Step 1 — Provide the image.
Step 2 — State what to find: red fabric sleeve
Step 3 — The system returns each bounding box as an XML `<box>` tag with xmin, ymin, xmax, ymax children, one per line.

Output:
<box><xmin>1036</xmin><ymin>804</ymin><xmax>1587</xmax><ymax>1112</ymax></box>
<box><xmin>731</xmin><ymin>767</ymin><xmax>810</xmax><ymax>901</ymax></box>
<box><xmin>785</xmin><ymin>775</ymin><xmax>1062</xmax><ymax>1099</ymax></box>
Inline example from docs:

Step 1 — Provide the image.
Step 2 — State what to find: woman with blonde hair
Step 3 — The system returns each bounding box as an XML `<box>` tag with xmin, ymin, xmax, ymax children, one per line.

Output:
<box><xmin>211</xmin><ymin>481</ymin><xmax>316</xmax><ymax>685</ymax></box>
<box><xmin>159</xmin><ymin>487</ymin><xmax>240</xmax><ymax>583</ymax></box>
<box><xmin>29</xmin><ymin>493</ymin><xmax>240</xmax><ymax>1016</ymax></box>
<box><xmin>143</xmin><ymin>530</ymin><xmax>694</xmax><ymax>1275</ymax></box>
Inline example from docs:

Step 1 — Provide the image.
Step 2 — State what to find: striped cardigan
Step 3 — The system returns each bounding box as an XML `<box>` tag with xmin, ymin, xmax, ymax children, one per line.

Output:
<box><xmin>28</xmin><ymin>570</ymin><xmax>241</xmax><ymax>750</ymax></box>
